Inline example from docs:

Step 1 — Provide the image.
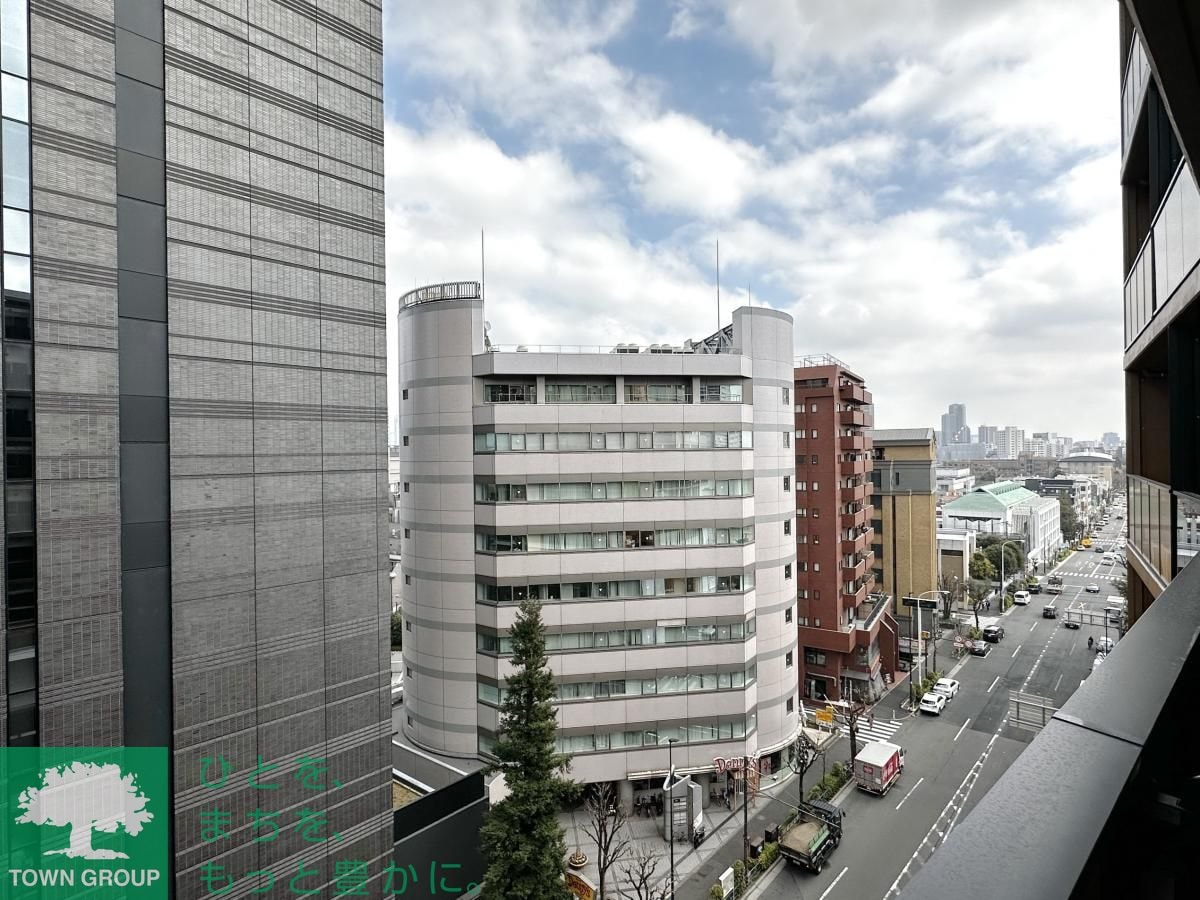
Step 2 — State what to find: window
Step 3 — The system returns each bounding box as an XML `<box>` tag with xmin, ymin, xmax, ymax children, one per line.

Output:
<box><xmin>784</xmin><ymin>563</ymin><xmax>792</xmax><ymax>579</ymax></box>
<box><xmin>810</xmin><ymin>403</ymin><xmax>817</xmax><ymax>412</ymax></box>
<box><xmin>546</xmin><ymin>383</ymin><xmax>616</xmax><ymax>403</ymax></box>
<box><xmin>811</xmin><ymin>455</ymin><xmax>818</xmax><ymax>465</ymax></box>
<box><xmin>813</xmin><ymin>563</ymin><xmax>820</xmax><ymax>572</ymax></box>
<box><xmin>783</xmin><ymin>431</ymin><xmax>790</xmax><ymax>448</ymax></box>
<box><xmin>783</xmin><ymin>476</ymin><xmax>790</xmax><ymax>492</ymax></box>
<box><xmin>405</xmin><ymin>620</ymin><xmax>412</xmax><ymax>631</ymax></box>
<box><xmin>796</xmin><ymin>430</ymin><xmax>805</xmax><ymax>439</ymax></box>
<box><xmin>805</xmin><ymin>649</ymin><xmax>827</xmax><ymax>665</ymax></box>
<box><xmin>811</xmin><ymin>430</ymin><xmax>818</xmax><ymax>439</ymax></box>
<box><xmin>785</xmin><ymin>607</ymin><xmax>793</xmax><ymax>623</ymax></box>
<box><xmin>403</xmin><ymin>482</ymin><xmax>410</xmax><ymax>492</ymax></box>
<box><xmin>625</xmin><ymin>383</ymin><xmax>690</xmax><ymax>403</ymax></box>
<box><xmin>812</xmin><ymin>482</ymin><xmax>819</xmax><ymax>491</ymax></box>
<box><xmin>785</xmin><ymin>651</ymin><xmax>793</xmax><ymax>668</ymax></box>
<box><xmin>782</xmin><ymin>387</ymin><xmax>790</xmax><ymax>404</ymax></box>
<box><xmin>783</xmin><ymin>519</ymin><xmax>791</xmax><ymax>536</ymax></box>
<box><xmin>403</xmin><ymin>528</ymin><xmax>410</xmax><ymax>538</ymax></box>
<box><xmin>404</xmin><ymin>574</ymin><xmax>411</xmax><ymax>585</ymax></box>
<box><xmin>402</xmin><ymin>389</ymin><xmax>408</xmax><ymax>399</ymax></box>
<box><xmin>812</xmin><ymin>508</ymin><xmax>819</xmax><ymax>518</ymax></box>
<box><xmin>786</xmin><ymin>697</ymin><xmax>794</xmax><ymax>713</ymax></box>
<box><xmin>699</xmin><ymin>383</ymin><xmax>743</xmax><ymax>403</ymax></box>
<box><xmin>485</xmin><ymin>383</ymin><xmax>536</xmax><ymax>403</ymax></box>
<box><xmin>402</xmin><ymin>436</ymin><xmax>409</xmax><ymax>446</ymax></box>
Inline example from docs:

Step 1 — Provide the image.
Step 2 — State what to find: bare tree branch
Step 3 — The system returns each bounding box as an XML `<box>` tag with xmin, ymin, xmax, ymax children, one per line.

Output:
<box><xmin>583</xmin><ymin>781</ymin><xmax>632</xmax><ymax>899</ymax></box>
<box><xmin>616</xmin><ymin>843</ymin><xmax>669</xmax><ymax>900</ymax></box>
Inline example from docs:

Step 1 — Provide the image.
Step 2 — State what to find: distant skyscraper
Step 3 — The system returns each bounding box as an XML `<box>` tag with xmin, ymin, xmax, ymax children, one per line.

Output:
<box><xmin>995</xmin><ymin>426</ymin><xmax>1026</xmax><ymax>458</ymax></box>
<box><xmin>0</xmin><ymin>2</ymin><xmax>391</xmax><ymax>894</ymax></box>
<box><xmin>1101</xmin><ymin>431</ymin><xmax>1120</xmax><ymax>451</ymax></box>
<box><xmin>940</xmin><ymin>403</ymin><xmax>969</xmax><ymax>444</ymax></box>
<box><xmin>978</xmin><ymin>424</ymin><xmax>999</xmax><ymax>448</ymax></box>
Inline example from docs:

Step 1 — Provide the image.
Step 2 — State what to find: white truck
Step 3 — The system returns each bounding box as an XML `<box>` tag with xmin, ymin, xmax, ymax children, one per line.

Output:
<box><xmin>853</xmin><ymin>740</ymin><xmax>905</xmax><ymax>796</ymax></box>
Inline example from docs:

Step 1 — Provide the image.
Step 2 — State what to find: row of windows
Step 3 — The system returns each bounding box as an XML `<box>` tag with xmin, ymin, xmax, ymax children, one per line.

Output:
<box><xmin>476</xmin><ymin>617</ymin><xmax>757</xmax><ymax>655</ymax></box>
<box><xmin>474</xmin><ymin>571</ymin><xmax>755</xmax><ymax>604</ymax></box>
<box><xmin>474</xmin><ymin>478</ymin><xmax>755</xmax><ymax>503</ymax></box>
<box><xmin>3</xmin><ymin>0</ymin><xmax>36</xmax><ymax>749</ymax></box>
<box><xmin>479</xmin><ymin>716</ymin><xmax>759</xmax><ymax>756</ymax></box>
<box><xmin>475</xmin><ymin>525</ymin><xmax>755</xmax><ymax>553</ymax></box>
<box><xmin>483</xmin><ymin>382</ymin><xmax>745</xmax><ymax>404</ymax></box>
<box><xmin>477</xmin><ymin>664</ymin><xmax>759</xmax><ymax>705</ymax></box>
<box><xmin>473</xmin><ymin>430</ymin><xmax>754</xmax><ymax>453</ymax></box>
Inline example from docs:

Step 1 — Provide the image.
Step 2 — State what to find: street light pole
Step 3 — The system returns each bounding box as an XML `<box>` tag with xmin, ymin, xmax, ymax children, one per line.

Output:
<box><xmin>667</xmin><ymin>737</ymin><xmax>679</xmax><ymax>900</ymax></box>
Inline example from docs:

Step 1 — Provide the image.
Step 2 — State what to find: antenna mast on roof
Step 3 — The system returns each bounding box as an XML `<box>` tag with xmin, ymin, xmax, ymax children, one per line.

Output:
<box><xmin>481</xmin><ymin>229</ymin><xmax>486</xmax><ymax>305</ymax></box>
<box><xmin>716</xmin><ymin>239</ymin><xmax>720</xmax><ymax>331</ymax></box>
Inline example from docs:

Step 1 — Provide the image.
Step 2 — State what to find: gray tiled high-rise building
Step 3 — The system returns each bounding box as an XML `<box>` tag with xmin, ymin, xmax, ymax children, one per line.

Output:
<box><xmin>0</xmin><ymin>0</ymin><xmax>390</xmax><ymax>896</ymax></box>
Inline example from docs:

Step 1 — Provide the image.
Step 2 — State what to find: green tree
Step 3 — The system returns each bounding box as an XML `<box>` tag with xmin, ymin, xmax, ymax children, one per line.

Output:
<box><xmin>979</xmin><ymin>540</ymin><xmax>1023</xmax><ymax>577</ymax></box>
<box><xmin>480</xmin><ymin>599</ymin><xmax>576</xmax><ymax>900</ymax></box>
<box><xmin>1058</xmin><ymin>498</ymin><xmax>1078</xmax><ymax>540</ymax></box>
<box><xmin>969</xmin><ymin>551</ymin><xmax>996</xmax><ymax>582</ymax></box>
<box><xmin>390</xmin><ymin>611</ymin><xmax>403</xmax><ymax>649</ymax></box>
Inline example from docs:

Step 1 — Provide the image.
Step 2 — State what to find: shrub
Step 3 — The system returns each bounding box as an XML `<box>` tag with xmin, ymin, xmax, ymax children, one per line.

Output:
<box><xmin>733</xmin><ymin>859</ymin><xmax>747</xmax><ymax>896</ymax></box>
<box><xmin>709</xmin><ymin>885</ymin><xmax>724</xmax><ymax>900</ymax></box>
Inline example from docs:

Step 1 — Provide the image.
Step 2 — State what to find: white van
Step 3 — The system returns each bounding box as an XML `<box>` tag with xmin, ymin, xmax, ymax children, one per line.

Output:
<box><xmin>1102</xmin><ymin>552</ymin><xmax>1117</xmax><ymax>564</ymax></box>
<box><xmin>1013</xmin><ymin>590</ymin><xmax>1031</xmax><ymax>605</ymax></box>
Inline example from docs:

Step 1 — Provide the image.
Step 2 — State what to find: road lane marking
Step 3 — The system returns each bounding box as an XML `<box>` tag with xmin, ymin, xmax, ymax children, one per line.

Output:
<box><xmin>1054</xmin><ymin>673</ymin><xmax>1063</xmax><ymax>691</ymax></box>
<box><xmin>1011</xmin><ymin>644</ymin><xmax>1021</xmax><ymax>658</ymax></box>
<box><xmin>819</xmin><ymin>867</ymin><xmax>848</xmax><ymax>900</ymax></box>
<box><xmin>987</xmin><ymin>675</ymin><xmax>1000</xmax><ymax>693</ymax></box>
<box><xmin>895</xmin><ymin>777</ymin><xmax>924</xmax><ymax>810</ymax></box>
<box><xmin>1029</xmin><ymin>621</ymin><xmax>1038</xmax><ymax>632</ymax></box>
<box><xmin>954</xmin><ymin>719</ymin><xmax>970</xmax><ymax>742</ymax></box>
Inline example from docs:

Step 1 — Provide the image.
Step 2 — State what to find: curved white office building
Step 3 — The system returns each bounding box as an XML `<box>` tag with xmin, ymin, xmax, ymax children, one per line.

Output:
<box><xmin>397</xmin><ymin>283</ymin><xmax>800</xmax><ymax>801</ymax></box>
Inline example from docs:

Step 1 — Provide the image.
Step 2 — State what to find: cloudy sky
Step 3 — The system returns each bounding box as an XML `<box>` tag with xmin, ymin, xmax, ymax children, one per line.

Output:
<box><xmin>382</xmin><ymin>1</ymin><xmax>1121</xmax><ymax>441</ymax></box>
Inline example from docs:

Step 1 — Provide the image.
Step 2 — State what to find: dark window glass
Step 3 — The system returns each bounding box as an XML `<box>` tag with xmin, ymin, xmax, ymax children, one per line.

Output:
<box><xmin>5</xmin><ymin>394</ymin><xmax>32</xmax><ymax>439</ymax></box>
<box><xmin>3</xmin><ymin>293</ymin><xmax>31</xmax><ymax>340</ymax></box>
<box><xmin>6</xmin><ymin>445</ymin><xmax>31</xmax><ymax>479</ymax></box>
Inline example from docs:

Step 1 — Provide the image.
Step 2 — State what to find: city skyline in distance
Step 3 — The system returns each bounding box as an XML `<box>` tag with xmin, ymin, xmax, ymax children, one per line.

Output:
<box><xmin>383</xmin><ymin>1</ymin><xmax>1122</xmax><ymax>438</ymax></box>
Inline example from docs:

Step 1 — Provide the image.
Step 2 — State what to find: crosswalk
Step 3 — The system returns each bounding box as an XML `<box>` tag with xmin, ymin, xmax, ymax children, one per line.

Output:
<box><xmin>839</xmin><ymin>716</ymin><xmax>903</xmax><ymax>745</ymax></box>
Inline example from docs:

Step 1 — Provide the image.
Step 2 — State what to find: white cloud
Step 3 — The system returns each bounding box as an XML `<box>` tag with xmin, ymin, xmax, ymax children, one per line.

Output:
<box><xmin>383</xmin><ymin>1</ymin><xmax>1126</xmax><ymax>438</ymax></box>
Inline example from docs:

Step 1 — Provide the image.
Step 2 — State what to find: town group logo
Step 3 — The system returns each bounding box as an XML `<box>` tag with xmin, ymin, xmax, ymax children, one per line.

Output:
<box><xmin>0</xmin><ymin>748</ymin><xmax>167</xmax><ymax>898</ymax></box>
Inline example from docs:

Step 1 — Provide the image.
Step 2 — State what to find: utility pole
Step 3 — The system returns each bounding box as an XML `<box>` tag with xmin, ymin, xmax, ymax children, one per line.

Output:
<box><xmin>743</xmin><ymin>754</ymin><xmax>750</xmax><ymax>866</ymax></box>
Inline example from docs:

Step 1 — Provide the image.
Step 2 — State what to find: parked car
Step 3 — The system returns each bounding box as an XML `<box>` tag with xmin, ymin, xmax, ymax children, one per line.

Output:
<box><xmin>1042</xmin><ymin>605</ymin><xmax>1057</xmax><ymax>618</ymax></box>
<box><xmin>919</xmin><ymin>692</ymin><xmax>947</xmax><ymax>715</ymax></box>
<box><xmin>982</xmin><ymin>624</ymin><xmax>1005</xmax><ymax>642</ymax></box>
<box><xmin>969</xmin><ymin>639</ymin><xmax>991</xmax><ymax>656</ymax></box>
<box><xmin>932</xmin><ymin>678</ymin><xmax>960</xmax><ymax>700</ymax></box>
<box><xmin>1094</xmin><ymin>545</ymin><xmax>1105</xmax><ymax>553</ymax></box>
<box><xmin>1013</xmin><ymin>590</ymin><xmax>1030</xmax><ymax>605</ymax></box>
<box><xmin>1085</xmin><ymin>584</ymin><xmax>1101</xmax><ymax>593</ymax></box>
<box><xmin>1096</xmin><ymin>635</ymin><xmax>1115</xmax><ymax>653</ymax></box>
<box><xmin>1063</xmin><ymin>617</ymin><xmax>1081</xmax><ymax>630</ymax></box>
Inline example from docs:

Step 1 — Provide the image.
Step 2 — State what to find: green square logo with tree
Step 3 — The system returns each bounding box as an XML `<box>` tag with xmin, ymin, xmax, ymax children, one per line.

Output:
<box><xmin>0</xmin><ymin>747</ymin><xmax>168</xmax><ymax>898</ymax></box>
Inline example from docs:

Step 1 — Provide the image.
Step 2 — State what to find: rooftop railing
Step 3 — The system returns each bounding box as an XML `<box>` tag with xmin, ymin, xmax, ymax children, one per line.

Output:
<box><xmin>399</xmin><ymin>281</ymin><xmax>482</xmax><ymax>306</ymax></box>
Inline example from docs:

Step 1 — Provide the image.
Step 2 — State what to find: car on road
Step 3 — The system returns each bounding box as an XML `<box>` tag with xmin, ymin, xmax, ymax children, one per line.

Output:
<box><xmin>932</xmin><ymin>678</ymin><xmax>960</xmax><ymax>701</ymax></box>
<box><xmin>1085</xmin><ymin>583</ymin><xmax>1101</xmax><ymax>593</ymax></box>
<box><xmin>1094</xmin><ymin>545</ymin><xmax>1105</xmax><ymax>552</ymax></box>
<box><xmin>919</xmin><ymin>692</ymin><xmax>947</xmax><ymax>715</ymax></box>
<box><xmin>982</xmin><ymin>624</ymin><xmax>1005</xmax><ymax>642</ymax></box>
<box><xmin>1042</xmin><ymin>605</ymin><xmax>1057</xmax><ymax>618</ymax></box>
<box><xmin>1063</xmin><ymin>617</ymin><xmax>1081</xmax><ymax>629</ymax></box>
<box><xmin>1116</xmin><ymin>513</ymin><xmax>1124</xmax><ymax>519</ymax></box>
<box><xmin>969</xmin><ymin>640</ymin><xmax>991</xmax><ymax>656</ymax></box>
<box><xmin>1096</xmin><ymin>636</ymin><xmax>1115</xmax><ymax>653</ymax></box>
<box><xmin>1013</xmin><ymin>590</ymin><xmax>1030</xmax><ymax>605</ymax></box>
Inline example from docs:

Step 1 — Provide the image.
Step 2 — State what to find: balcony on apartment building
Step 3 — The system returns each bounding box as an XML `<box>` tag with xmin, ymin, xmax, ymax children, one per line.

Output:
<box><xmin>852</xmin><ymin>592</ymin><xmax>891</xmax><ymax>640</ymax></box>
<box><xmin>838</xmin><ymin>407</ymin><xmax>873</xmax><ymax>428</ymax></box>
<box><xmin>840</xmin><ymin>503</ymin><xmax>869</xmax><ymax>529</ymax></box>
<box><xmin>839</xmin><ymin>455</ymin><xmax>874</xmax><ymax>476</ymax></box>
<box><xmin>796</xmin><ymin>621</ymin><xmax>856</xmax><ymax>655</ymax></box>
<box><xmin>840</xmin><ymin>479</ymin><xmax>870</xmax><ymax>504</ymax></box>
<box><xmin>841</xmin><ymin>553</ymin><xmax>868</xmax><ymax>582</ymax></box>
<box><xmin>840</xmin><ymin>527</ymin><xmax>870</xmax><ymax>556</ymax></box>
<box><xmin>839</xmin><ymin>433</ymin><xmax>867</xmax><ymax>452</ymax></box>
<box><xmin>901</xmin><ymin>549</ymin><xmax>1200</xmax><ymax>899</ymax></box>
<box><xmin>841</xmin><ymin>578</ymin><xmax>868</xmax><ymax>605</ymax></box>
<box><xmin>838</xmin><ymin>381</ymin><xmax>871</xmax><ymax>405</ymax></box>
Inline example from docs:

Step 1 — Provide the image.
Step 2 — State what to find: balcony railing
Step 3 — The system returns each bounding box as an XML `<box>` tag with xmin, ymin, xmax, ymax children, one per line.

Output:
<box><xmin>1128</xmin><ymin>474</ymin><xmax>1173</xmax><ymax>587</ymax></box>
<box><xmin>899</xmin><ymin>539</ymin><xmax>1200</xmax><ymax>899</ymax></box>
<box><xmin>840</xmin><ymin>482</ymin><xmax>868</xmax><ymax>503</ymax></box>
<box><xmin>854</xmin><ymin>593</ymin><xmax>892</xmax><ymax>632</ymax></box>
<box><xmin>838</xmin><ymin>382</ymin><xmax>871</xmax><ymax>405</ymax></box>
<box><xmin>839</xmin><ymin>434</ymin><xmax>866</xmax><ymax>452</ymax></box>
<box><xmin>838</xmin><ymin>408</ymin><xmax>871</xmax><ymax>427</ymax></box>
<box><xmin>839</xmin><ymin>456</ymin><xmax>873</xmax><ymax>476</ymax></box>
<box><xmin>1121</xmin><ymin>34</ymin><xmax>1150</xmax><ymax>160</ymax></box>
<box><xmin>1125</xmin><ymin>160</ymin><xmax>1200</xmax><ymax>350</ymax></box>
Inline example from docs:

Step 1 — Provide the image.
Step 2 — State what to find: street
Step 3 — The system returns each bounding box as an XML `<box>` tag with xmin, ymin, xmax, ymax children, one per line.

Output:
<box><xmin>739</xmin><ymin>513</ymin><xmax>1127</xmax><ymax>900</ymax></box>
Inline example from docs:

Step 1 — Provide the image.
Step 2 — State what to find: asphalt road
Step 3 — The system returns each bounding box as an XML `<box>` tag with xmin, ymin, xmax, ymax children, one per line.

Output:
<box><xmin>750</xmin><ymin>507</ymin><xmax>1129</xmax><ymax>900</ymax></box>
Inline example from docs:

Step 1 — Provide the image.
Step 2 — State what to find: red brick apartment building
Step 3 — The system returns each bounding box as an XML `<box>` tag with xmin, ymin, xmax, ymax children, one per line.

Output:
<box><xmin>793</xmin><ymin>357</ymin><xmax>899</xmax><ymax>702</ymax></box>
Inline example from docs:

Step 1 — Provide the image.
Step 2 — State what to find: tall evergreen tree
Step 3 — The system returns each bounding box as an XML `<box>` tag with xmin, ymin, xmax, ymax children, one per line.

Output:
<box><xmin>480</xmin><ymin>598</ymin><xmax>576</xmax><ymax>900</ymax></box>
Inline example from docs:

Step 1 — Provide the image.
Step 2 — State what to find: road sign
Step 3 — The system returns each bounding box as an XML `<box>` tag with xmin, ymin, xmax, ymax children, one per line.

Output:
<box><xmin>901</xmin><ymin>596</ymin><xmax>939</xmax><ymax>609</ymax></box>
<box><xmin>815</xmin><ymin>708</ymin><xmax>834</xmax><ymax>725</ymax></box>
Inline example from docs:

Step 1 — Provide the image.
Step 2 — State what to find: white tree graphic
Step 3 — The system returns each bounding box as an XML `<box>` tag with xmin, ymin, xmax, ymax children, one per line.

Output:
<box><xmin>15</xmin><ymin>761</ymin><xmax>153</xmax><ymax>859</ymax></box>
